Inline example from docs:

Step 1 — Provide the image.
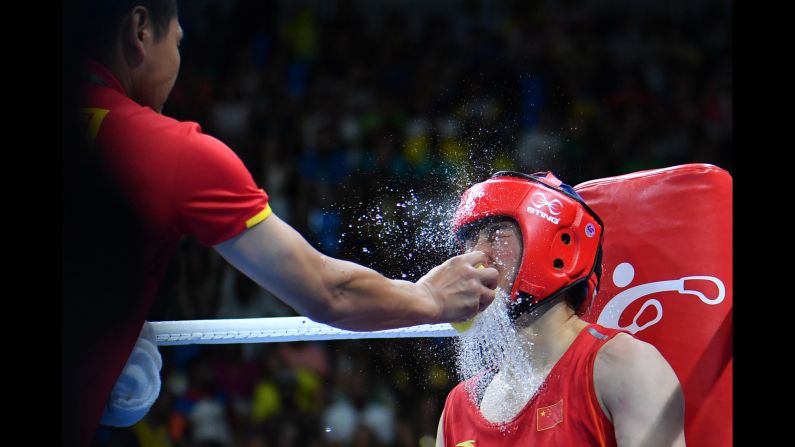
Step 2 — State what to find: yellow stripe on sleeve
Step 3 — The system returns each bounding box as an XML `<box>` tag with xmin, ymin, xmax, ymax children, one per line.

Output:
<box><xmin>246</xmin><ymin>203</ymin><xmax>272</xmax><ymax>228</ymax></box>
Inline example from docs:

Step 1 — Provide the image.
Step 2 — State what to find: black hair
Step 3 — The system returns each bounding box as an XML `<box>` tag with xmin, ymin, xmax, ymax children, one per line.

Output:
<box><xmin>69</xmin><ymin>0</ymin><xmax>178</xmax><ymax>62</ymax></box>
<box><xmin>565</xmin><ymin>245</ymin><xmax>603</xmax><ymax>313</ymax></box>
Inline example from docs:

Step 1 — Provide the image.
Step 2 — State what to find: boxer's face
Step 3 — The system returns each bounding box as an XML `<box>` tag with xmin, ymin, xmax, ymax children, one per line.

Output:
<box><xmin>461</xmin><ymin>218</ymin><xmax>523</xmax><ymax>294</ymax></box>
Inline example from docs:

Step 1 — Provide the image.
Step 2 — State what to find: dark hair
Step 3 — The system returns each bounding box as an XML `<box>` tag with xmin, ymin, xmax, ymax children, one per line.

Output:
<box><xmin>565</xmin><ymin>246</ymin><xmax>603</xmax><ymax>313</ymax></box>
<box><xmin>69</xmin><ymin>0</ymin><xmax>178</xmax><ymax>62</ymax></box>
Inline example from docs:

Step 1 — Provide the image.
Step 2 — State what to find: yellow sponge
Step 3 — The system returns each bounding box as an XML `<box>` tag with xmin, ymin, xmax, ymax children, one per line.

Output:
<box><xmin>451</xmin><ymin>264</ymin><xmax>485</xmax><ymax>333</ymax></box>
<box><xmin>451</xmin><ymin>319</ymin><xmax>475</xmax><ymax>332</ymax></box>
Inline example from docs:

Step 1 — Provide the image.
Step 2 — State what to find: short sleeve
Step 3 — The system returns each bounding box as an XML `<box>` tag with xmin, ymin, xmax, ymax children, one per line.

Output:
<box><xmin>173</xmin><ymin>128</ymin><xmax>270</xmax><ymax>246</ymax></box>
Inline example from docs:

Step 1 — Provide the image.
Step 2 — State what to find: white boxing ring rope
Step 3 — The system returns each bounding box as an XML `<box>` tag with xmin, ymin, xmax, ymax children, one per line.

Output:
<box><xmin>151</xmin><ymin>316</ymin><xmax>458</xmax><ymax>346</ymax></box>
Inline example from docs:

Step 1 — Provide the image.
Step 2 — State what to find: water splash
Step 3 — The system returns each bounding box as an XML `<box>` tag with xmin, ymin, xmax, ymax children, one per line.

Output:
<box><xmin>452</xmin><ymin>290</ymin><xmax>546</xmax><ymax>427</ymax></box>
<box><xmin>337</xmin><ymin>185</ymin><xmax>465</xmax><ymax>280</ymax></box>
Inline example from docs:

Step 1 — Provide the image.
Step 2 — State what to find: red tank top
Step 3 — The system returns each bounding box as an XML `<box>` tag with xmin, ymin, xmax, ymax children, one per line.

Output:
<box><xmin>443</xmin><ymin>323</ymin><xmax>623</xmax><ymax>446</ymax></box>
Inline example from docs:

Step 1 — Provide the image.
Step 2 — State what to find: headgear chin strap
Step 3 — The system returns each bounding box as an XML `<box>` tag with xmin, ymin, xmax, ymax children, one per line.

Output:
<box><xmin>453</xmin><ymin>171</ymin><xmax>604</xmax><ymax>318</ymax></box>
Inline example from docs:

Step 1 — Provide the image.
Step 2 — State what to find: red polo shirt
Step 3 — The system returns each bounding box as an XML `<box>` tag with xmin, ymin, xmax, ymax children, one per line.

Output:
<box><xmin>69</xmin><ymin>60</ymin><xmax>270</xmax><ymax>445</ymax></box>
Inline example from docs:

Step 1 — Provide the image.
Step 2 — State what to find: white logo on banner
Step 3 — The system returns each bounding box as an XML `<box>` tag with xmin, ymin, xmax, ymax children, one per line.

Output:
<box><xmin>596</xmin><ymin>262</ymin><xmax>726</xmax><ymax>334</ymax></box>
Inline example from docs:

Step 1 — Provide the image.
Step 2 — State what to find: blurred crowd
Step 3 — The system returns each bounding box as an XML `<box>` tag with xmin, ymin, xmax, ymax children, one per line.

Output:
<box><xmin>96</xmin><ymin>0</ymin><xmax>731</xmax><ymax>445</ymax></box>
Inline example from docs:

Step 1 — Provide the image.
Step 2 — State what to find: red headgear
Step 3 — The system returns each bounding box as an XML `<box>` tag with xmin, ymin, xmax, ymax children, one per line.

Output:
<box><xmin>452</xmin><ymin>171</ymin><xmax>603</xmax><ymax>315</ymax></box>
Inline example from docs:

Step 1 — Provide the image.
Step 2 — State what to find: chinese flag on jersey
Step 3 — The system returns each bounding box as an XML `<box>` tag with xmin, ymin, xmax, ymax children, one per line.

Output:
<box><xmin>536</xmin><ymin>400</ymin><xmax>564</xmax><ymax>431</ymax></box>
<box><xmin>575</xmin><ymin>164</ymin><xmax>732</xmax><ymax>447</ymax></box>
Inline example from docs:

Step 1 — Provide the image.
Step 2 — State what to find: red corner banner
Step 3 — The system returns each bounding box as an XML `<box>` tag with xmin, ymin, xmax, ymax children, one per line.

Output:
<box><xmin>575</xmin><ymin>164</ymin><xmax>732</xmax><ymax>447</ymax></box>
